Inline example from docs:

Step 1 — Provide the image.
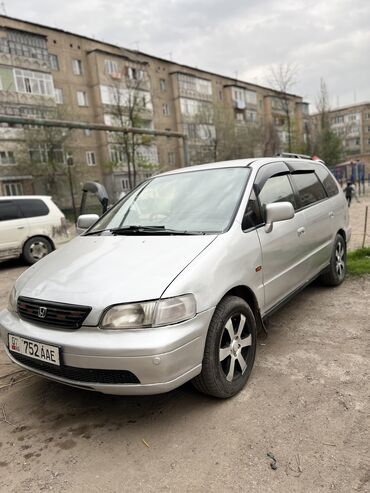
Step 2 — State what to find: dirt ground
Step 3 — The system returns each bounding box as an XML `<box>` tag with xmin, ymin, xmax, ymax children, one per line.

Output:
<box><xmin>0</xmin><ymin>196</ymin><xmax>369</xmax><ymax>492</ymax></box>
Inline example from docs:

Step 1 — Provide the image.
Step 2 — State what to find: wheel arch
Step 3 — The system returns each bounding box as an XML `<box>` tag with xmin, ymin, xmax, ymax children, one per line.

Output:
<box><xmin>221</xmin><ymin>285</ymin><xmax>266</xmax><ymax>337</ymax></box>
<box><xmin>22</xmin><ymin>234</ymin><xmax>55</xmax><ymax>254</ymax></box>
<box><xmin>337</xmin><ymin>228</ymin><xmax>346</xmax><ymax>243</ymax></box>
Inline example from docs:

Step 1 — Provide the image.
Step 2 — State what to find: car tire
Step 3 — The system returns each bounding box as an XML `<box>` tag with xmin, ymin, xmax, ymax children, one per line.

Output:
<box><xmin>23</xmin><ymin>236</ymin><xmax>53</xmax><ymax>265</ymax></box>
<box><xmin>192</xmin><ymin>295</ymin><xmax>257</xmax><ymax>398</ymax></box>
<box><xmin>319</xmin><ymin>234</ymin><xmax>346</xmax><ymax>286</ymax></box>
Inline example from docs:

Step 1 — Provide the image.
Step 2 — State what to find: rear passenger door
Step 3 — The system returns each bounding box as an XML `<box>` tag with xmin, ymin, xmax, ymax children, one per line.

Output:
<box><xmin>17</xmin><ymin>199</ymin><xmax>51</xmax><ymax>237</ymax></box>
<box><xmin>288</xmin><ymin>164</ymin><xmax>334</xmax><ymax>275</ymax></box>
<box><xmin>253</xmin><ymin>162</ymin><xmax>310</xmax><ymax>312</ymax></box>
<box><xmin>0</xmin><ymin>200</ymin><xmax>29</xmax><ymax>258</ymax></box>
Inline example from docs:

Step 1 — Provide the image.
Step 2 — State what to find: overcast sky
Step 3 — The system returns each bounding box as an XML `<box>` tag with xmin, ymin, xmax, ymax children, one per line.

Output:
<box><xmin>5</xmin><ymin>0</ymin><xmax>370</xmax><ymax>110</ymax></box>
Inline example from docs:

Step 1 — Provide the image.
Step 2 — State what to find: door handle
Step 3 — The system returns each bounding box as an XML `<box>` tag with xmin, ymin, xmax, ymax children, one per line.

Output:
<box><xmin>297</xmin><ymin>226</ymin><xmax>305</xmax><ymax>237</ymax></box>
<box><xmin>329</xmin><ymin>211</ymin><xmax>334</xmax><ymax>218</ymax></box>
<box><xmin>17</xmin><ymin>226</ymin><xmax>25</xmax><ymax>230</ymax></box>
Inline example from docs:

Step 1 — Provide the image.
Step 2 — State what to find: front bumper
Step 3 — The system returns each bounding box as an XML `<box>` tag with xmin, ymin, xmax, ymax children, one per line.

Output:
<box><xmin>0</xmin><ymin>308</ymin><xmax>214</xmax><ymax>395</ymax></box>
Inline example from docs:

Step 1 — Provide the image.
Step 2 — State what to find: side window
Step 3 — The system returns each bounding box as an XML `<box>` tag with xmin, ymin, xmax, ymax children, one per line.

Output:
<box><xmin>0</xmin><ymin>201</ymin><xmax>21</xmax><ymax>221</ymax></box>
<box><xmin>242</xmin><ymin>190</ymin><xmax>262</xmax><ymax>230</ymax></box>
<box><xmin>17</xmin><ymin>199</ymin><xmax>49</xmax><ymax>218</ymax></box>
<box><xmin>314</xmin><ymin>165</ymin><xmax>339</xmax><ymax>197</ymax></box>
<box><xmin>258</xmin><ymin>174</ymin><xmax>296</xmax><ymax>210</ymax></box>
<box><xmin>291</xmin><ymin>173</ymin><xmax>326</xmax><ymax>209</ymax></box>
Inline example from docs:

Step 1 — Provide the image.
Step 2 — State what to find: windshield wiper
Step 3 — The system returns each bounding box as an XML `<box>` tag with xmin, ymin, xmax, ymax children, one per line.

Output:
<box><xmin>109</xmin><ymin>225</ymin><xmax>202</xmax><ymax>235</ymax></box>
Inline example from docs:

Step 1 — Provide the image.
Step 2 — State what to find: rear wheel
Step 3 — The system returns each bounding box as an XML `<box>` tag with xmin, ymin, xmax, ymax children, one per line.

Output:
<box><xmin>192</xmin><ymin>296</ymin><xmax>257</xmax><ymax>398</ymax></box>
<box><xmin>23</xmin><ymin>236</ymin><xmax>52</xmax><ymax>265</ymax></box>
<box><xmin>319</xmin><ymin>234</ymin><xmax>346</xmax><ymax>286</ymax></box>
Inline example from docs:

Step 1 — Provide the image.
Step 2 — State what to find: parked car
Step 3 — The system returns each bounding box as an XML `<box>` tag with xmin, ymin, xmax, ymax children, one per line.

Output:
<box><xmin>0</xmin><ymin>158</ymin><xmax>350</xmax><ymax>398</ymax></box>
<box><xmin>0</xmin><ymin>196</ymin><xmax>70</xmax><ymax>264</ymax></box>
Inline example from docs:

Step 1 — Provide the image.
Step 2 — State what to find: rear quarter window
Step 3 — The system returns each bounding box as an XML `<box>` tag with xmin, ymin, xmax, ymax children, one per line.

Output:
<box><xmin>17</xmin><ymin>199</ymin><xmax>49</xmax><ymax>218</ymax></box>
<box><xmin>0</xmin><ymin>201</ymin><xmax>22</xmax><ymax>221</ymax></box>
<box><xmin>314</xmin><ymin>165</ymin><xmax>339</xmax><ymax>197</ymax></box>
<box><xmin>291</xmin><ymin>172</ymin><xmax>326</xmax><ymax>209</ymax></box>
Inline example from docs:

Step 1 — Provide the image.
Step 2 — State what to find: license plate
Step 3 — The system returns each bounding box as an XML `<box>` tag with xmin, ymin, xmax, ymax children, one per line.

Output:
<box><xmin>8</xmin><ymin>334</ymin><xmax>60</xmax><ymax>366</ymax></box>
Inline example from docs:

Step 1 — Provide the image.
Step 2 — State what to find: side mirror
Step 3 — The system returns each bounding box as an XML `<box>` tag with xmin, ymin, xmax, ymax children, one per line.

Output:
<box><xmin>265</xmin><ymin>202</ymin><xmax>294</xmax><ymax>233</ymax></box>
<box><xmin>76</xmin><ymin>214</ymin><xmax>99</xmax><ymax>235</ymax></box>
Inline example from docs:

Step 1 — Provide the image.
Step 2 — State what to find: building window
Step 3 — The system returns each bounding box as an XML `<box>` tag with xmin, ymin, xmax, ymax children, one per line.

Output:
<box><xmin>162</xmin><ymin>103</ymin><xmax>170</xmax><ymax>116</ymax></box>
<box><xmin>368</xmin><ymin>139</ymin><xmax>370</xmax><ymax>145</ymax></box>
<box><xmin>7</xmin><ymin>30</ymin><xmax>48</xmax><ymax>62</ymax></box>
<box><xmin>178</xmin><ymin>74</ymin><xmax>212</xmax><ymax>97</ymax></box>
<box><xmin>55</xmin><ymin>88</ymin><xmax>64</xmax><ymax>104</ymax></box>
<box><xmin>29</xmin><ymin>145</ymin><xmax>64</xmax><ymax>164</ymax></box>
<box><xmin>86</xmin><ymin>151</ymin><xmax>96</xmax><ymax>166</ymax></box>
<box><xmin>72</xmin><ymin>59</ymin><xmax>83</xmax><ymax>75</ymax></box>
<box><xmin>236</xmin><ymin>112</ymin><xmax>244</xmax><ymax>121</ymax></box>
<box><xmin>77</xmin><ymin>91</ymin><xmax>88</xmax><ymax>106</ymax></box>
<box><xmin>159</xmin><ymin>79</ymin><xmax>167</xmax><ymax>92</ymax></box>
<box><xmin>0</xmin><ymin>76</ymin><xmax>3</xmax><ymax>90</ymax></box>
<box><xmin>0</xmin><ymin>151</ymin><xmax>16</xmax><ymax>165</ymax></box>
<box><xmin>122</xmin><ymin>177</ymin><xmax>130</xmax><ymax>190</ymax></box>
<box><xmin>49</xmin><ymin>54</ymin><xmax>59</xmax><ymax>71</ymax></box>
<box><xmin>246</xmin><ymin>110</ymin><xmax>257</xmax><ymax>122</ymax></box>
<box><xmin>168</xmin><ymin>151</ymin><xmax>175</xmax><ymax>165</ymax></box>
<box><xmin>232</xmin><ymin>87</ymin><xmax>257</xmax><ymax>105</ymax></box>
<box><xmin>105</xmin><ymin>59</ymin><xmax>118</xmax><ymax>75</ymax></box>
<box><xmin>14</xmin><ymin>68</ymin><xmax>54</xmax><ymax>97</ymax></box>
<box><xmin>127</xmin><ymin>67</ymin><xmax>144</xmax><ymax>80</ymax></box>
<box><xmin>4</xmin><ymin>182</ymin><xmax>23</xmax><ymax>196</ymax></box>
<box><xmin>109</xmin><ymin>145</ymin><xmax>124</xmax><ymax>164</ymax></box>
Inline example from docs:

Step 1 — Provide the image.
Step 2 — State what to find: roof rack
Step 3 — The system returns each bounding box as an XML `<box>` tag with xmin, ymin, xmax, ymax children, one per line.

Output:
<box><xmin>275</xmin><ymin>152</ymin><xmax>312</xmax><ymax>160</ymax></box>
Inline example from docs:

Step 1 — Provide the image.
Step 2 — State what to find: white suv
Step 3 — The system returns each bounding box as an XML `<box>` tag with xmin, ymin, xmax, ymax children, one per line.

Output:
<box><xmin>0</xmin><ymin>196</ymin><xmax>70</xmax><ymax>264</ymax></box>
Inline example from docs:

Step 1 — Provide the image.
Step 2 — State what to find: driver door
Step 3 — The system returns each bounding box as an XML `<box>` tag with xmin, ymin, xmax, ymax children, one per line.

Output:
<box><xmin>254</xmin><ymin>163</ymin><xmax>310</xmax><ymax>312</ymax></box>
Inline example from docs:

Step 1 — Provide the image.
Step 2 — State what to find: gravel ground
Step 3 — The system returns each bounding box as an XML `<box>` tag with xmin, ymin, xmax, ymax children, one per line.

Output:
<box><xmin>0</xmin><ymin>200</ymin><xmax>369</xmax><ymax>492</ymax></box>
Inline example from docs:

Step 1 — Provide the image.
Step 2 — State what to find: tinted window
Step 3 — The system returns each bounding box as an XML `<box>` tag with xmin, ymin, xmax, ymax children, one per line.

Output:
<box><xmin>258</xmin><ymin>175</ymin><xmax>296</xmax><ymax>209</ymax></box>
<box><xmin>0</xmin><ymin>201</ymin><xmax>21</xmax><ymax>221</ymax></box>
<box><xmin>242</xmin><ymin>190</ymin><xmax>262</xmax><ymax>230</ymax></box>
<box><xmin>314</xmin><ymin>165</ymin><xmax>339</xmax><ymax>197</ymax></box>
<box><xmin>291</xmin><ymin>173</ymin><xmax>326</xmax><ymax>208</ymax></box>
<box><xmin>17</xmin><ymin>199</ymin><xmax>49</xmax><ymax>218</ymax></box>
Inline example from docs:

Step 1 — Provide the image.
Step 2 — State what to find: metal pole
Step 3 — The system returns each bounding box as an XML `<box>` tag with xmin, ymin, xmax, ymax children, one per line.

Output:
<box><xmin>183</xmin><ymin>136</ymin><xmax>190</xmax><ymax>167</ymax></box>
<box><xmin>66</xmin><ymin>157</ymin><xmax>77</xmax><ymax>224</ymax></box>
<box><xmin>0</xmin><ymin>115</ymin><xmax>185</xmax><ymax>139</ymax></box>
<box><xmin>362</xmin><ymin>205</ymin><xmax>368</xmax><ymax>249</ymax></box>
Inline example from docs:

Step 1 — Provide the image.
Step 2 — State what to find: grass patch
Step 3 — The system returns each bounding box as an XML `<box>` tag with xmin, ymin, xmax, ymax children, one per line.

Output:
<box><xmin>347</xmin><ymin>247</ymin><xmax>370</xmax><ymax>276</ymax></box>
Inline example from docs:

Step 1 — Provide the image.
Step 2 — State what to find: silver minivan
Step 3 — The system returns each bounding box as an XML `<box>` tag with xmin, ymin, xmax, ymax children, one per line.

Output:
<box><xmin>0</xmin><ymin>158</ymin><xmax>350</xmax><ymax>398</ymax></box>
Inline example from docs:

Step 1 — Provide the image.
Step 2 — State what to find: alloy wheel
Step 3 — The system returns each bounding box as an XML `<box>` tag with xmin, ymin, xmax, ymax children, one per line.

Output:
<box><xmin>29</xmin><ymin>240</ymin><xmax>49</xmax><ymax>261</ymax></box>
<box><xmin>335</xmin><ymin>242</ymin><xmax>345</xmax><ymax>279</ymax></box>
<box><xmin>219</xmin><ymin>313</ymin><xmax>253</xmax><ymax>382</ymax></box>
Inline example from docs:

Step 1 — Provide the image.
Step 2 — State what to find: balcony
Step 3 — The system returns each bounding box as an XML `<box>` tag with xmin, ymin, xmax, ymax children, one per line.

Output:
<box><xmin>0</xmin><ymin>51</ymin><xmax>50</xmax><ymax>72</ymax></box>
<box><xmin>0</xmin><ymin>126</ymin><xmax>24</xmax><ymax>140</ymax></box>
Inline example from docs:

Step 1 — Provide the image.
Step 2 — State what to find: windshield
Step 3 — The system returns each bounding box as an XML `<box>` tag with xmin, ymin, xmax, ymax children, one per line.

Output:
<box><xmin>88</xmin><ymin>167</ymin><xmax>250</xmax><ymax>234</ymax></box>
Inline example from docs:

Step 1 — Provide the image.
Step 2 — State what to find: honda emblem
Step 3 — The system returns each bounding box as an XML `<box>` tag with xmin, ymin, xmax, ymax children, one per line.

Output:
<box><xmin>38</xmin><ymin>306</ymin><xmax>47</xmax><ymax>318</ymax></box>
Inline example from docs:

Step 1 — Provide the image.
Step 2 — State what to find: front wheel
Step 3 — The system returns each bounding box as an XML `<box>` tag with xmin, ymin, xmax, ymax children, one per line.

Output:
<box><xmin>192</xmin><ymin>296</ymin><xmax>257</xmax><ymax>398</ymax></box>
<box><xmin>319</xmin><ymin>234</ymin><xmax>346</xmax><ymax>286</ymax></box>
<box><xmin>23</xmin><ymin>236</ymin><xmax>52</xmax><ymax>265</ymax></box>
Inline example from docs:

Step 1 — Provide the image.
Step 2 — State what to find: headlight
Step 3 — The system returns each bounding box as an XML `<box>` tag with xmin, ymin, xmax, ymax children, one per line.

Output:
<box><xmin>7</xmin><ymin>287</ymin><xmax>17</xmax><ymax>313</ymax></box>
<box><xmin>101</xmin><ymin>294</ymin><xmax>196</xmax><ymax>329</ymax></box>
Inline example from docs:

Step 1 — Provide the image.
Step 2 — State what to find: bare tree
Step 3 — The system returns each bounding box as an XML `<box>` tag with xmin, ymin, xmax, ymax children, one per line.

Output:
<box><xmin>268</xmin><ymin>63</ymin><xmax>299</xmax><ymax>152</ymax></box>
<box><xmin>18</xmin><ymin>106</ymin><xmax>72</xmax><ymax>197</ymax></box>
<box><xmin>106</xmin><ymin>72</ymin><xmax>156</xmax><ymax>190</ymax></box>
<box><xmin>192</xmin><ymin>102</ymin><xmax>265</xmax><ymax>163</ymax></box>
<box><xmin>312</xmin><ymin>78</ymin><xmax>343</xmax><ymax>166</ymax></box>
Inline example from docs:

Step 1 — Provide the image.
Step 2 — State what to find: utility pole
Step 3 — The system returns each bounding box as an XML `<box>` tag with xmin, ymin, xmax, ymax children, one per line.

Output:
<box><xmin>66</xmin><ymin>155</ymin><xmax>77</xmax><ymax>224</ymax></box>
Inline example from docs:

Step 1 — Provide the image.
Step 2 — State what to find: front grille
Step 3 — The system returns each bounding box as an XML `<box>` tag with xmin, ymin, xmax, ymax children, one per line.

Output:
<box><xmin>10</xmin><ymin>352</ymin><xmax>140</xmax><ymax>385</ymax></box>
<box><xmin>17</xmin><ymin>296</ymin><xmax>91</xmax><ymax>330</ymax></box>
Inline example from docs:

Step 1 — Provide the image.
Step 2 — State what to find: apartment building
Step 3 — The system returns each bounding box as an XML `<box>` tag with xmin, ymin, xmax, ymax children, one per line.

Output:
<box><xmin>310</xmin><ymin>101</ymin><xmax>370</xmax><ymax>159</ymax></box>
<box><xmin>0</xmin><ymin>15</ymin><xmax>309</xmax><ymax>206</ymax></box>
